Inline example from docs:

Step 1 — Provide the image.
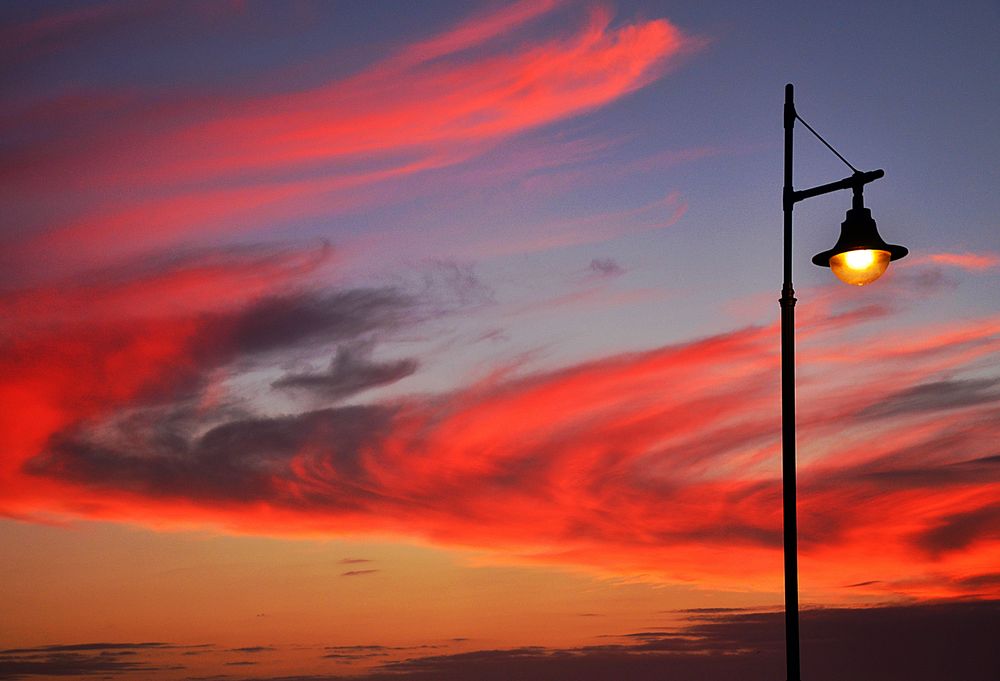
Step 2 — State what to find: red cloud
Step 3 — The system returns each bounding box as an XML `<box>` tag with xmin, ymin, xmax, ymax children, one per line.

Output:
<box><xmin>5</xmin><ymin>260</ymin><xmax>999</xmax><ymax>603</ymax></box>
<box><xmin>0</xmin><ymin>244</ymin><xmax>340</xmax><ymax>507</ymax></box>
<box><xmin>3</xmin><ymin>3</ymin><xmax>997</xmax><ymax>608</ymax></box>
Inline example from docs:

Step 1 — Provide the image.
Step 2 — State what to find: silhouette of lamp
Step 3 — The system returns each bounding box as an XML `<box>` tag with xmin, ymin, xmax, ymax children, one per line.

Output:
<box><xmin>812</xmin><ymin>183</ymin><xmax>908</xmax><ymax>285</ymax></box>
<box><xmin>778</xmin><ymin>83</ymin><xmax>907</xmax><ymax>681</ymax></box>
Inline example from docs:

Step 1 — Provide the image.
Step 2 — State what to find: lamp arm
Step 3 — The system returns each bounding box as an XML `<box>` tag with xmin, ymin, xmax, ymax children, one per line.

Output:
<box><xmin>790</xmin><ymin>169</ymin><xmax>884</xmax><ymax>206</ymax></box>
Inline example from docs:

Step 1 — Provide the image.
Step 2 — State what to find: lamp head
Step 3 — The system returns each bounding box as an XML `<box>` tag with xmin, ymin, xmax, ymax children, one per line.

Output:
<box><xmin>812</xmin><ymin>190</ymin><xmax>907</xmax><ymax>286</ymax></box>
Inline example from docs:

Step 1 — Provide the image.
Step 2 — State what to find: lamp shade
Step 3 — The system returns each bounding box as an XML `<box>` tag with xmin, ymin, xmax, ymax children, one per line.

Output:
<box><xmin>812</xmin><ymin>206</ymin><xmax>907</xmax><ymax>285</ymax></box>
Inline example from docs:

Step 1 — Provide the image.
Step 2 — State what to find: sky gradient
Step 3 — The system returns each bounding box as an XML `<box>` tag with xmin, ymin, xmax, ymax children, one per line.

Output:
<box><xmin>2</xmin><ymin>1</ymin><xmax>999</xmax><ymax>680</ymax></box>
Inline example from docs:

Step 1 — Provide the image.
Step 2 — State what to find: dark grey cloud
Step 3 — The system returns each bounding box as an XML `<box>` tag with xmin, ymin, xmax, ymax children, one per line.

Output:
<box><xmin>28</xmin><ymin>405</ymin><xmax>394</xmax><ymax>504</ymax></box>
<box><xmin>0</xmin><ymin>642</ymin><xmax>183</xmax><ymax>679</ymax></box>
<box><xmin>29</xmin><ymin>376</ymin><xmax>998</xmax><ymax>561</ymax></box>
<box><xmin>655</xmin><ymin>522</ymin><xmax>782</xmax><ymax>550</ymax></box>
<box><xmin>795</xmin><ymin>440</ymin><xmax>1000</xmax><ymax>552</ymax></box>
<box><xmin>412</xmin><ymin>259</ymin><xmax>495</xmax><ymax>310</ymax></box>
<box><xmin>815</xmin><ymin>450</ymin><xmax>1000</xmax><ymax>493</ymax></box>
<box><xmin>0</xmin><ymin>652</ymin><xmax>164</xmax><ymax>679</ymax></box>
<box><xmin>672</xmin><ymin>606</ymin><xmax>762</xmax><ymax>614</ymax></box>
<box><xmin>0</xmin><ymin>642</ymin><xmax>170</xmax><ymax>655</ymax></box>
<box><xmin>273</xmin><ymin>341</ymin><xmax>417</xmax><ymax>400</ymax></box>
<box><xmin>19</xmin><ymin>251</ymin><xmax>493</xmax><ymax>503</ymax></box>
<box><xmin>16</xmin><ymin>602</ymin><xmax>993</xmax><ymax>681</ymax></box>
<box><xmin>325</xmin><ymin>645</ymin><xmax>392</xmax><ymax>652</ymax></box>
<box><xmin>20</xmin><ymin>253</ymin><xmax>492</xmax><ymax>507</ymax></box>
<box><xmin>954</xmin><ymin>572</ymin><xmax>1000</xmax><ymax>589</ymax></box>
<box><xmin>48</xmin><ymin>286</ymin><xmax>418</xmax><ymax>412</ymax></box>
<box><xmin>349</xmin><ymin>600</ymin><xmax>999</xmax><ymax>681</ymax></box>
<box><xmin>221</xmin><ymin>288</ymin><xmax>412</xmax><ymax>359</ymax></box>
<box><xmin>798</xmin><ymin>397</ymin><xmax>1000</xmax><ymax>555</ymax></box>
<box><xmin>341</xmin><ymin>569</ymin><xmax>380</xmax><ymax>577</ymax></box>
<box><xmin>914</xmin><ymin>503</ymin><xmax>1000</xmax><ymax>556</ymax></box>
<box><xmin>9</xmin><ymin>244</ymin><xmax>450</xmax><ymax>414</ymax></box>
<box><xmin>866</xmin><ymin>454</ymin><xmax>1000</xmax><ymax>488</ymax></box>
<box><xmin>323</xmin><ymin>644</ymin><xmax>393</xmax><ymax>661</ymax></box>
<box><xmin>321</xmin><ymin>643</ymin><xmax>446</xmax><ymax>662</ymax></box>
<box><xmin>588</xmin><ymin>258</ymin><xmax>624</xmax><ymax>277</ymax></box>
<box><xmin>864</xmin><ymin>378</ymin><xmax>1000</xmax><ymax>419</ymax></box>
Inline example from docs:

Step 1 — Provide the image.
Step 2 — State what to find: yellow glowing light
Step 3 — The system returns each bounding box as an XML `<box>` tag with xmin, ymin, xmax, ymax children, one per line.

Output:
<box><xmin>829</xmin><ymin>249</ymin><xmax>891</xmax><ymax>286</ymax></box>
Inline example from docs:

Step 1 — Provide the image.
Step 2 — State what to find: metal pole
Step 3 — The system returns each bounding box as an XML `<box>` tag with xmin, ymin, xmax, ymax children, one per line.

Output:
<box><xmin>780</xmin><ymin>82</ymin><xmax>801</xmax><ymax>681</ymax></box>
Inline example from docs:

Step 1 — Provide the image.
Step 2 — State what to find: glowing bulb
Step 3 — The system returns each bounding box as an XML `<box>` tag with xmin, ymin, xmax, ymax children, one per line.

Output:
<box><xmin>845</xmin><ymin>250</ymin><xmax>876</xmax><ymax>269</ymax></box>
<box><xmin>829</xmin><ymin>249</ymin><xmax>891</xmax><ymax>286</ymax></box>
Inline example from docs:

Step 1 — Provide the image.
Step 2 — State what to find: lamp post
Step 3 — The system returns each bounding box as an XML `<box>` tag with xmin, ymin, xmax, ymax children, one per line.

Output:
<box><xmin>780</xmin><ymin>83</ymin><xmax>907</xmax><ymax>681</ymax></box>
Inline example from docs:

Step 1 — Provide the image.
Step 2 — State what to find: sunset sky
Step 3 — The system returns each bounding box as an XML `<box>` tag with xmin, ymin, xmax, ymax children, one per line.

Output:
<box><xmin>2</xmin><ymin>1</ymin><xmax>999</xmax><ymax>680</ymax></box>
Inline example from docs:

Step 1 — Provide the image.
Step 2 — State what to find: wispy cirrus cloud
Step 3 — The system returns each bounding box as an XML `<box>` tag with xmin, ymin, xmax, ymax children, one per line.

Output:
<box><xmin>432</xmin><ymin>190</ymin><xmax>688</xmax><ymax>261</ymax></box>
<box><xmin>4</xmin><ymin>2</ymin><xmax>697</xmax><ymax>276</ymax></box>
<box><xmin>918</xmin><ymin>252</ymin><xmax>1000</xmax><ymax>271</ymax></box>
<box><xmin>8</xmin><ymin>267</ymin><xmax>1000</xmax><ymax>600</ymax></box>
<box><xmin>0</xmin><ymin>1</ymin><xmax>163</xmax><ymax>68</ymax></box>
<box><xmin>272</xmin><ymin>341</ymin><xmax>419</xmax><ymax>401</ymax></box>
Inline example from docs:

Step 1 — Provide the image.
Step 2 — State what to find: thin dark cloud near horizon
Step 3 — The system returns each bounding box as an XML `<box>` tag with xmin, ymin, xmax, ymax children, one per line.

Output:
<box><xmin>2</xmin><ymin>601</ymin><xmax>996</xmax><ymax>681</ymax></box>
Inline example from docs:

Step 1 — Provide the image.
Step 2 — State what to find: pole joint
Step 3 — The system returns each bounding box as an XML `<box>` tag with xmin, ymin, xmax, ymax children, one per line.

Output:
<box><xmin>779</xmin><ymin>283</ymin><xmax>797</xmax><ymax>308</ymax></box>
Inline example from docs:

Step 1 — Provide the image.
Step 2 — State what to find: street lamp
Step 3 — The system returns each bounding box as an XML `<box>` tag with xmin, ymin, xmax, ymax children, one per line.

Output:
<box><xmin>779</xmin><ymin>83</ymin><xmax>907</xmax><ymax>681</ymax></box>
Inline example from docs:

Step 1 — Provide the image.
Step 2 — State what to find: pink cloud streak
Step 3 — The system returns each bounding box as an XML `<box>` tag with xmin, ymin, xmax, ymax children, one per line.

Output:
<box><xmin>7</xmin><ymin>3</ymin><xmax>695</xmax><ymax>275</ymax></box>
<box><xmin>924</xmin><ymin>252</ymin><xmax>1000</xmax><ymax>271</ymax></box>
